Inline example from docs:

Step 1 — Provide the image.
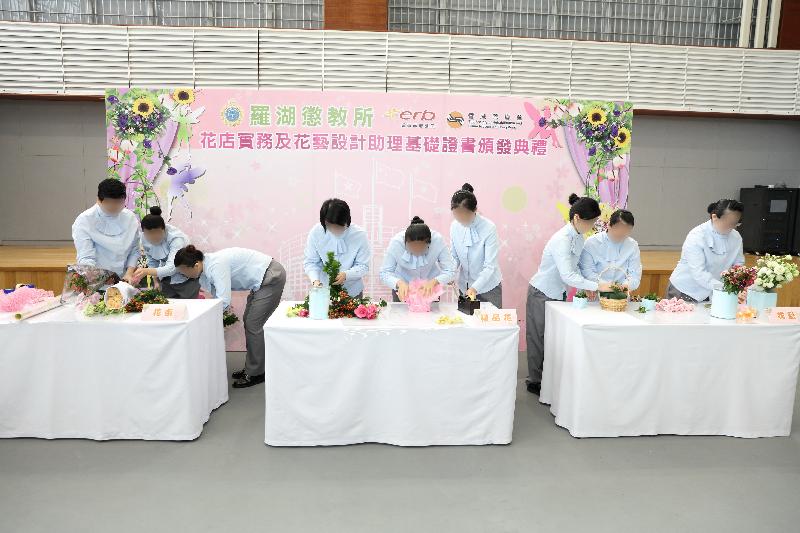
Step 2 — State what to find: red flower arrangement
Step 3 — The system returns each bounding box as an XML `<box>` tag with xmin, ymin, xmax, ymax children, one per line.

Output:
<box><xmin>720</xmin><ymin>265</ymin><xmax>756</xmax><ymax>294</ymax></box>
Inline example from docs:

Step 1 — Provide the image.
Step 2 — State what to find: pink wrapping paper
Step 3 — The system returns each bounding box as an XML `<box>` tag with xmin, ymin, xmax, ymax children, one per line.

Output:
<box><xmin>405</xmin><ymin>280</ymin><xmax>444</xmax><ymax>313</ymax></box>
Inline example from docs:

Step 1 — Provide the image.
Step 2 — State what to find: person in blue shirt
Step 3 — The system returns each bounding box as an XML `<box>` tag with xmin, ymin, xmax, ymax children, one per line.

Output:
<box><xmin>667</xmin><ymin>199</ymin><xmax>745</xmax><ymax>302</ymax></box>
<box><xmin>579</xmin><ymin>209</ymin><xmax>642</xmax><ymax>292</ymax></box>
<box><xmin>131</xmin><ymin>206</ymin><xmax>200</xmax><ymax>299</ymax></box>
<box><xmin>304</xmin><ymin>198</ymin><xmax>371</xmax><ymax>298</ymax></box>
<box><xmin>174</xmin><ymin>245</ymin><xmax>286</xmax><ymax>389</ymax></box>
<box><xmin>380</xmin><ymin>216</ymin><xmax>457</xmax><ymax>302</ymax></box>
<box><xmin>71</xmin><ymin>179</ymin><xmax>140</xmax><ymax>282</ymax></box>
<box><xmin>449</xmin><ymin>183</ymin><xmax>503</xmax><ymax>308</ymax></box>
<box><xmin>526</xmin><ymin>194</ymin><xmax>614</xmax><ymax>396</ymax></box>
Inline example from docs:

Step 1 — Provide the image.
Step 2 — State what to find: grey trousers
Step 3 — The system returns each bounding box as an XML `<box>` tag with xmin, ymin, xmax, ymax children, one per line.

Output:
<box><xmin>665</xmin><ymin>282</ymin><xmax>701</xmax><ymax>303</ymax></box>
<box><xmin>465</xmin><ymin>283</ymin><xmax>503</xmax><ymax>308</ymax></box>
<box><xmin>244</xmin><ymin>261</ymin><xmax>286</xmax><ymax>376</ymax></box>
<box><xmin>159</xmin><ymin>276</ymin><xmax>201</xmax><ymax>299</ymax></box>
<box><xmin>525</xmin><ymin>284</ymin><xmax>561</xmax><ymax>386</ymax></box>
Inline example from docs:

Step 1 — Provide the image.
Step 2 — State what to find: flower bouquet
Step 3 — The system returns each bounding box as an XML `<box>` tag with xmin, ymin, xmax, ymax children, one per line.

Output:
<box><xmin>712</xmin><ymin>265</ymin><xmax>756</xmax><ymax>319</ymax></box>
<box><xmin>288</xmin><ymin>252</ymin><xmax>387</xmax><ymax>319</ymax></box>
<box><xmin>655</xmin><ymin>297</ymin><xmax>695</xmax><ymax>313</ymax></box>
<box><xmin>62</xmin><ymin>264</ymin><xmax>119</xmax><ymax>304</ymax></box>
<box><xmin>748</xmin><ymin>254</ymin><xmax>798</xmax><ymax>312</ymax></box>
<box><xmin>0</xmin><ymin>285</ymin><xmax>61</xmax><ymax>321</ymax></box>
<box><xmin>104</xmin><ymin>282</ymin><xmax>139</xmax><ymax>311</ymax></box>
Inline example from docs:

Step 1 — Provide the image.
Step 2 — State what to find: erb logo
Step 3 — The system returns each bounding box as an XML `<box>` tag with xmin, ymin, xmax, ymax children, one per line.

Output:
<box><xmin>447</xmin><ymin>111</ymin><xmax>464</xmax><ymax>128</ymax></box>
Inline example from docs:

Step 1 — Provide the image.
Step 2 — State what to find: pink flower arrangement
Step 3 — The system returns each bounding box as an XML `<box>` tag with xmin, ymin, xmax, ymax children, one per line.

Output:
<box><xmin>405</xmin><ymin>279</ymin><xmax>445</xmax><ymax>313</ymax></box>
<box><xmin>720</xmin><ymin>265</ymin><xmax>757</xmax><ymax>294</ymax></box>
<box><xmin>0</xmin><ymin>286</ymin><xmax>55</xmax><ymax>313</ymax></box>
<box><xmin>354</xmin><ymin>303</ymin><xmax>379</xmax><ymax>320</ymax></box>
<box><xmin>655</xmin><ymin>297</ymin><xmax>695</xmax><ymax>313</ymax></box>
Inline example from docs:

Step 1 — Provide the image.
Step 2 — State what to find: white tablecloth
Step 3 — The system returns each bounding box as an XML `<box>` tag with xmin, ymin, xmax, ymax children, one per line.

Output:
<box><xmin>541</xmin><ymin>302</ymin><xmax>800</xmax><ymax>438</ymax></box>
<box><xmin>0</xmin><ymin>299</ymin><xmax>228</xmax><ymax>440</ymax></box>
<box><xmin>264</xmin><ymin>302</ymin><xmax>519</xmax><ymax>446</ymax></box>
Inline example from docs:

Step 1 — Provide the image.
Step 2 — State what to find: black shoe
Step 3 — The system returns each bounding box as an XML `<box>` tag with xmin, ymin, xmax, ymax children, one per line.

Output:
<box><xmin>232</xmin><ymin>373</ymin><xmax>265</xmax><ymax>389</ymax></box>
<box><xmin>526</xmin><ymin>381</ymin><xmax>541</xmax><ymax>396</ymax></box>
<box><xmin>231</xmin><ymin>368</ymin><xmax>247</xmax><ymax>379</ymax></box>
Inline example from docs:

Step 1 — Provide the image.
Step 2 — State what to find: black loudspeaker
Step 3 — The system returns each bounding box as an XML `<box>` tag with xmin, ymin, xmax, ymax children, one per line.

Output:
<box><xmin>739</xmin><ymin>187</ymin><xmax>799</xmax><ymax>255</ymax></box>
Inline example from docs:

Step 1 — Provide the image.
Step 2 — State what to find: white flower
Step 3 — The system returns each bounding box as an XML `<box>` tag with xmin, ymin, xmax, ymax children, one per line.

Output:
<box><xmin>568</xmin><ymin>102</ymin><xmax>581</xmax><ymax>117</ymax></box>
<box><xmin>785</xmin><ymin>255</ymin><xmax>793</xmax><ymax>260</ymax></box>
<box><xmin>758</xmin><ymin>267</ymin><xmax>769</xmax><ymax>275</ymax></box>
<box><xmin>754</xmin><ymin>278</ymin><xmax>762</xmax><ymax>286</ymax></box>
<box><xmin>786</xmin><ymin>274</ymin><xmax>794</xmax><ymax>282</ymax></box>
<box><xmin>612</xmin><ymin>154</ymin><xmax>628</xmax><ymax>169</ymax></box>
<box><xmin>765</xmin><ymin>282</ymin><xmax>774</xmax><ymax>289</ymax></box>
<box><xmin>119</xmin><ymin>139</ymin><xmax>137</xmax><ymax>153</ymax></box>
<box><xmin>775</xmin><ymin>265</ymin><xmax>785</xmax><ymax>275</ymax></box>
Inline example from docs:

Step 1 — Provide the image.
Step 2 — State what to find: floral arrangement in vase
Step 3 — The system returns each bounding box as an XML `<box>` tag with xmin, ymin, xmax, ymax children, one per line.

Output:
<box><xmin>288</xmin><ymin>252</ymin><xmax>387</xmax><ymax>319</ymax></box>
<box><xmin>720</xmin><ymin>265</ymin><xmax>757</xmax><ymax>294</ymax></box>
<box><xmin>753</xmin><ymin>254</ymin><xmax>798</xmax><ymax>292</ymax></box>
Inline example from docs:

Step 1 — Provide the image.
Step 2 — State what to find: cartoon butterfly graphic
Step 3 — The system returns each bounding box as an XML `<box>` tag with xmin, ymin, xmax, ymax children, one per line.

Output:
<box><xmin>524</xmin><ymin>103</ymin><xmax>563</xmax><ymax>148</ymax></box>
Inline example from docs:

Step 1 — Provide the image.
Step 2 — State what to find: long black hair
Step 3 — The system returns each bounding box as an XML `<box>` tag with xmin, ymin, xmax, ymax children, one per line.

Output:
<box><xmin>708</xmin><ymin>199</ymin><xmax>744</xmax><ymax>218</ymax></box>
<box><xmin>320</xmin><ymin>198</ymin><xmax>351</xmax><ymax>230</ymax></box>
<box><xmin>451</xmin><ymin>183</ymin><xmax>477</xmax><ymax>212</ymax></box>
<box><xmin>404</xmin><ymin>216</ymin><xmax>432</xmax><ymax>244</ymax></box>
<box><xmin>141</xmin><ymin>206</ymin><xmax>166</xmax><ymax>230</ymax></box>
<box><xmin>174</xmin><ymin>245</ymin><xmax>204</xmax><ymax>267</ymax></box>
<box><xmin>568</xmin><ymin>193</ymin><xmax>601</xmax><ymax>221</ymax></box>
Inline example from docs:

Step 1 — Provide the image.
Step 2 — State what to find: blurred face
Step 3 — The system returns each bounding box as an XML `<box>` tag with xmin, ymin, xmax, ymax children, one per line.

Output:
<box><xmin>451</xmin><ymin>206</ymin><xmax>476</xmax><ymax>226</ymax></box>
<box><xmin>325</xmin><ymin>222</ymin><xmax>348</xmax><ymax>237</ymax></box>
<box><xmin>142</xmin><ymin>227</ymin><xmax>166</xmax><ymax>245</ymax></box>
<box><xmin>97</xmin><ymin>197</ymin><xmax>126</xmax><ymax>216</ymax></box>
<box><xmin>607</xmin><ymin>220</ymin><xmax>633</xmax><ymax>243</ymax></box>
<box><xmin>405</xmin><ymin>241</ymin><xmax>429</xmax><ymax>257</ymax></box>
<box><xmin>711</xmin><ymin>210</ymin><xmax>742</xmax><ymax>235</ymax></box>
<box><xmin>572</xmin><ymin>214</ymin><xmax>598</xmax><ymax>234</ymax></box>
<box><xmin>177</xmin><ymin>261</ymin><xmax>203</xmax><ymax>279</ymax></box>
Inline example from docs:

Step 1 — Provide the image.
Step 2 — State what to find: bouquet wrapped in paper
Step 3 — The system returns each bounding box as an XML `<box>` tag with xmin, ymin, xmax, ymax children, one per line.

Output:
<box><xmin>61</xmin><ymin>264</ymin><xmax>119</xmax><ymax>304</ymax></box>
<box><xmin>104</xmin><ymin>282</ymin><xmax>140</xmax><ymax>310</ymax></box>
<box><xmin>405</xmin><ymin>279</ymin><xmax>444</xmax><ymax>313</ymax></box>
<box><xmin>0</xmin><ymin>285</ymin><xmax>61</xmax><ymax>321</ymax></box>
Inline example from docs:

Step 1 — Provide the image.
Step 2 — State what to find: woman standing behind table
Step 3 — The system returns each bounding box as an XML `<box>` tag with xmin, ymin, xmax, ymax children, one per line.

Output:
<box><xmin>666</xmin><ymin>199</ymin><xmax>745</xmax><ymax>302</ymax></box>
<box><xmin>578</xmin><ymin>209</ymin><xmax>642</xmax><ymax>293</ymax></box>
<box><xmin>131</xmin><ymin>206</ymin><xmax>200</xmax><ymax>298</ymax></box>
<box><xmin>380</xmin><ymin>216</ymin><xmax>456</xmax><ymax>302</ymax></box>
<box><xmin>449</xmin><ymin>183</ymin><xmax>503</xmax><ymax>308</ymax></box>
<box><xmin>525</xmin><ymin>194</ymin><xmax>615</xmax><ymax>396</ymax></box>
<box><xmin>303</xmin><ymin>198</ymin><xmax>371</xmax><ymax>298</ymax></box>
<box><xmin>174</xmin><ymin>245</ymin><xmax>286</xmax><ymax>389</ymax></box>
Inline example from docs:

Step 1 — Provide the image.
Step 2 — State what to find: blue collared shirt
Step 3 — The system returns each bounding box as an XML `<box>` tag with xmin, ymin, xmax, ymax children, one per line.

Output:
<box><xmin>669</xmin><ymin>220</ymin><xmax>744</xmax><ymax>301</ymax></box>
<box><xmin>380</xmin><ymin>230</ymin><xmax>457</xmax><ymax>289</ymax></box>
<box><xmin>530</xmin><ymin>223</ymin><xmax>599</xmax><ymax>300</ymax></box>
<box><xmin>303</xmin><ymin>223</ymin><xmax>371</xmax><ymax>296</ymax></box>
<box><xmin>450</xmin><ymin>214</ymin><xmax>502</xmax><ymax>294</ymax></box>
<box><xmin>199</xmin><ymin>247</ymin><xmax>273</xmax><ymax>308</ymax></box>
<box><xmin>579</xmin><ymin>231</ymin><xmax>642</xmax><ymax>291</ymax></box>
<box><xmin>72</xmin><ymin>204</ymin><xmax>141</xmax><ymax>276</ymax></box>
<box><xmin>142</xmin><ymin>224</ymin><xmax>189</xmax><ymax>282</ymax></box>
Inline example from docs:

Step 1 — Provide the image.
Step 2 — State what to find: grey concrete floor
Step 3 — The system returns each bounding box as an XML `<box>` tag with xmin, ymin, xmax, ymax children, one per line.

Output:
<box><xmin>1</xmin><ymin>351</ymin><xmax>799</xmax><ymax>533</ymax></box>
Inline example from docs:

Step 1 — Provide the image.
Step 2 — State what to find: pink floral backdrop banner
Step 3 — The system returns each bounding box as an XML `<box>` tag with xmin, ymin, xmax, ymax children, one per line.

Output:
<box><xmin>106</xmin><ymin>88</ymin><xmax>633</xmax><ymax>349</ymax></box>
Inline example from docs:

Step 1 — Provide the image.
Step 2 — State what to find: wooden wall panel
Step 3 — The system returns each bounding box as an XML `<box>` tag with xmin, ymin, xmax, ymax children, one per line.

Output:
<box><xmin>324</xmin><ymin>0</ymin><xmax>388</xmax><ymax>31</ymax></box>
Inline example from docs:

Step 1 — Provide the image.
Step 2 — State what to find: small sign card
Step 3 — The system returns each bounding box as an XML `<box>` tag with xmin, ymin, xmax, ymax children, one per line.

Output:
<box><xmin>476</xmin><ymin>309</ymin><xmax>518</xmax><ymax>327</ymax></box>
<box><xmin>140</xmin><ymin>303</ymin><xmax>187</xmax><ymax>321</ymax></box>
<box><xmin>768</xmin><ymin>307</ymin><xmax>800</xmax><ymax>324</ymax></box>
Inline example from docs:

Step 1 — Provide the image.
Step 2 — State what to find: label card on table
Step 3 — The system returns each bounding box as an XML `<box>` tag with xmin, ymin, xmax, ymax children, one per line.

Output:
<box><xmin>476</xmin><ymin>309</ymin><xmax>518</xmax><ymax>326</ymax></box>
<box><xmin>768</xmin><ymin>308</ymin><xmax>800</xmax><ymax>324</ymax></box>
<box><xmin>140</xmin><ymin>303</ymin><xmax>187</xmax><ymax>321</ymax></box>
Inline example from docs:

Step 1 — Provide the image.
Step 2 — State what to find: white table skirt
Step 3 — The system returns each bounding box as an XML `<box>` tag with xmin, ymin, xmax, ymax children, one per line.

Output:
<box><xmin>0</xmin><ymin>299</ymin><xmax>228</xmax><ymax>440</ymax></box>
<box><xmin>264</xmin><ymin>302</ymin><xmax>519</xmax><ymax>446</ymax></box>
<box><xmin>540</xmin><ymin>302</ymin><xmax>800</xmax><ymax>438</ymax></box>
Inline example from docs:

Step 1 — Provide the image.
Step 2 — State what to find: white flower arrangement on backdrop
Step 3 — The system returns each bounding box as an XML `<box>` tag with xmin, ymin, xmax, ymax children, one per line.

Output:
<box><xmin>752</xmin><ymin>254</ymin><xmax>799</xmax><ymax>292</ymax></box>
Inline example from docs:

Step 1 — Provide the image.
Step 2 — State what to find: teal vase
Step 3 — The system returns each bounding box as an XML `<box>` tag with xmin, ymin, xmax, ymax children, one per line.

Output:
<box><xmin>308</xmin><ymin>286</ymin><xmax>330</xmax><ymax>320</ymax></box>
<box><xmin>746</xmin><ymin>290</ymin><xmax>778</xmax><ymax>314</ymax></box>
<box><xmin>710</xmin><ymin>289</ymin><xmax>738</xmax><ymax>320</ymax></box>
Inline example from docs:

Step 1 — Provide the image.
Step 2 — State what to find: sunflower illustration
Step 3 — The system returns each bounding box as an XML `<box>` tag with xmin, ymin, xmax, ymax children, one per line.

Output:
<box><xmin>172</xmin><ymin>88</ymin><xmax>195</xmax><ymax>105</ymax></box>
<box><xmin>614</xmin><ymin>127</ymin><xmax>631</xmax><ymax>148</ymax></box>
<box><xmin>132</xmin><ymin>97</ymin><xmax>154</xmax><ymax>117</ymax></box>
<box><xmin>587</xmin><ymin>107</ymin><xmax>607</xmax><ymax>126</ymax></box>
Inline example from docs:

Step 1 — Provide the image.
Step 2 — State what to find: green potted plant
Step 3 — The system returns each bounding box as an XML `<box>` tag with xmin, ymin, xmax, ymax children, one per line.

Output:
<box><xmin>642</xmin><ymin>292</ymin><xmax>659</xmax><ymax>312</ymax></box>
<box><xmin>573</xmin><ymin>290</ymin><xmax>589</xmax><ymax>309</ymax></box>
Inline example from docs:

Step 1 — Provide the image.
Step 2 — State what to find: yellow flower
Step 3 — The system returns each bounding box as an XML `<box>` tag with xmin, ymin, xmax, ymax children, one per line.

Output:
<box><xmin>614</xmin><ymin>127</ymin><xmax>631</xmax><ymax>148</ymax></box>
<box><xmin>172</xmin><ymin>88</ymin><xmax>195</xmax><ymax>105</ymax></box>
<box><xmin>587</xmin><ymin>108</ymin><xmax>607</xmax><ymax>126</ymax></box>
<box><xmin>132</xmin><ymin>97</ymin><xmax>154</xmax><ymax>117</ymax></box>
